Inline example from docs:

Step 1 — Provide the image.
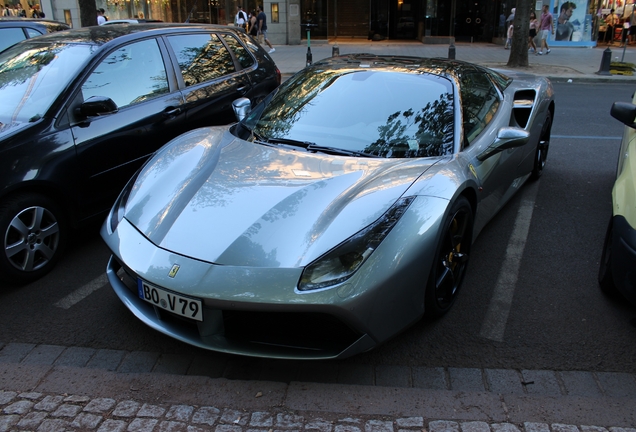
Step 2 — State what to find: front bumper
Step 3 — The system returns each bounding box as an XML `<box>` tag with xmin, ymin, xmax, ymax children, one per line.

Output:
<box><xmin>610</xmin><ymin>215</ymin><xmax>636</xmax><ymax>306</ymax></box>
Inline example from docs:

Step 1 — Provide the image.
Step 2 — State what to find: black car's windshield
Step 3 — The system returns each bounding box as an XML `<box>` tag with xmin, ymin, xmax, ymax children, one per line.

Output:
<box><xmin>0</xmin><ymin>42</ymin><xmax>92</xmax><ymax>126</ymax></box>
<box><xmin>240</xmin><ymin>68</ymin><xmax>455</xmax><ymax>158</ymax></box>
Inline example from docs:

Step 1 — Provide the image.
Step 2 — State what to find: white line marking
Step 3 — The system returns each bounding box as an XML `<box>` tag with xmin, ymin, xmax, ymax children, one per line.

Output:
<box><xmin>479</xmin><ymin>184</ymin><xmax>539</xmax><ymax>342</ymax></box>
<box><xmin>552</xmin><ymin>135</ymin><xmax>621</xmax><ymax>140</ymax></box>
<box><xmin>54</xmin><ymin>273</ymin><xmax>109</xmax><ymax>309</ymax></box>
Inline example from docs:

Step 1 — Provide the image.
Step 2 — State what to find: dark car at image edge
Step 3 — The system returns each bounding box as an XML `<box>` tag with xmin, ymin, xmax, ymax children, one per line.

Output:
<box><xmin>0</xmin><ymin>17</ymin><xmax>71</xmax><ymax>52</ymax></box>
<box><xmin>0</xmin><ymin>23</ymin><xmax>280</xmax><ymax>285</ymax></box>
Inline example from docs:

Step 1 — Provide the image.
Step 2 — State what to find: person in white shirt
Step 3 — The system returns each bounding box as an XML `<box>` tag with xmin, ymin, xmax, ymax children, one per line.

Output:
<box><xmin>235</xmin><ymin>6</ymin><xmax>247</xmax><ymax>29</ymax></box>
<box><xmin>97</xmin><ymin>8</ymin><xmax>106</xmax><ymax>25</ymax></box>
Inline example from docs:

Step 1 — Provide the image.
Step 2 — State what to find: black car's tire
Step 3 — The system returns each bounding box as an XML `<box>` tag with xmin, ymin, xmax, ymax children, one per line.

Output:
<box><xmin>598</xmin><ymin>217</ymin><xmax>619</xmax><ymax>297</ymax></box>
<box><xmin>0</xmin><ymin>193</ymin><xmax>66</xmax><ymax>285</ymax></box>
<box><xmin>425</xmin><ymin>196</ymin><xmax>474</xmax><ymax>318</ymax></box>
<box><xmin>531</xmin><ymin>110</ymin><xmax>552</xmax><ymax>180</ymax></box>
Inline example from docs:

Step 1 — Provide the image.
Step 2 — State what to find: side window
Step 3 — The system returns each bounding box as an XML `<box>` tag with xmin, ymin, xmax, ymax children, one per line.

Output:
<box><xmin>25</xmin><ymin>28</ymin><xmax>44</xmax><ymax>38</ymax></box>
<box><xmin>220</xmin><ymin>33</ymin><xmax>255</xmax><ymax>69</ymax></box>
<box><xmin>167</xmin><ymin>33</ymin><xmax>236</xmax><ymax>86</ymax></box>
<box><xmin>0</xmin><ymin>28</ymin><xmax>27</xmax><ymax>51</ymax></box>
<box><xmin>81</xmin><ymin>38</ymin><xmax>169</xmax><ymax>108</ymax></box>
<box><xmin>460</xmin><ymin>71</ymin><xmax>500</xmax><ymax>145</ymax></box>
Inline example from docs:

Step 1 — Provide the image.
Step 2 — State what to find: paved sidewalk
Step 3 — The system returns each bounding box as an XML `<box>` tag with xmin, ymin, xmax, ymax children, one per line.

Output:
<box><xmin>1</xmin><ymin>342</ymin><xmax>636</xmax><ymax>431</ymax></box>
<box><xmin>267</xmin><ymin>40</ymin><xmax>636</xmax><ymax>81</ymax></box>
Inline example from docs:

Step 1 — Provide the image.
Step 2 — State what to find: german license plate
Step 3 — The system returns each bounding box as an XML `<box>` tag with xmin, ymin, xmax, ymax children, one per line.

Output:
<box><xmin>137</xmin><ymin>279</ymin><xmax>203</xmax><ymax>322</ymax></box>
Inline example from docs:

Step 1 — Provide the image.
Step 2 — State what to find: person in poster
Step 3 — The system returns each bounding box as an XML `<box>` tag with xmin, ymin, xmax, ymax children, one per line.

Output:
<box><xmin>554</xmin><ymin>0</ymin><xmax>591</xmax><ymax>42</ymax></box>
<box><xmin>556</xmin><ymin>2</ymin><xmax>577</xmax><ymax>40</ymax></box>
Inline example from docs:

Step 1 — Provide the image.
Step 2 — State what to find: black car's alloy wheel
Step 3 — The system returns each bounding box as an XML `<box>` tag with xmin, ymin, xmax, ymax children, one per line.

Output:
<box><xmin>0</xmin><ymin>193</ymin><xmax>66</xmax><ymax>285</ymax></box>
<box><xmin>531</xmin><ymin>110</ymin><xmax>552</xmax><ymax>180</ymax></box>
<box><xmin>425</xmin><ymin>196</ymin><xmax>474</xmax><ymax>318</ymax></box>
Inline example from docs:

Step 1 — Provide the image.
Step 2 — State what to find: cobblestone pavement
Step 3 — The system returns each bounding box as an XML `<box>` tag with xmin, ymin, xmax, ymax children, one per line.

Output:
<box><xmin>2</xmin><ymin>389</ymin><xmax>636</xmax><ymax>432</ymax></box>
<box><xmin>1</xmin><ymin>343</ymin><xmax>636</xmax><ymax>431</ymax></box>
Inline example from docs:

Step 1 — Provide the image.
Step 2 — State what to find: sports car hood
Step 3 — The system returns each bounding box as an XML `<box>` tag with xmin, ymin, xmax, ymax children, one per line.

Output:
<box><xmin>123</xmin><ymin>127</ymin><xmax>440</xmax><ymax>268</ymax></box>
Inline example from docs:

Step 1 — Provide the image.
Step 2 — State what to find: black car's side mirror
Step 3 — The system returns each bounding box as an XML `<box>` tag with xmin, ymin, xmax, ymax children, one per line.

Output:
<box><xmin>477</xmin><ymin>127</ymin><xmax>530</xmax><ymax>161</ymax></box>
<box><xmin>75</xmin><ymin>96</ymin><xmax>118</xmax><ymax>118</ymax></box>
<box><xmin>232</xmin><ymin>97</ymin><xmax>252</xmax><ymax>122</ymax></box>
<box><xmin>611</xmin><ymin>102</ymin><xmax>636</xmax><ymax>129</ymax></box>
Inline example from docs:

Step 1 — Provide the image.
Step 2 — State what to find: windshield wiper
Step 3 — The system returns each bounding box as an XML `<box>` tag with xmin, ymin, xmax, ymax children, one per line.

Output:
<box><xmin>306</xmin><ymin>144</ymin><xmax>378</xmax><ymax>158</ymax></box>
<box><xmin>261</xmin><ymin>136</ymin><xmax>316</xmax><ymax>148</ymax></box>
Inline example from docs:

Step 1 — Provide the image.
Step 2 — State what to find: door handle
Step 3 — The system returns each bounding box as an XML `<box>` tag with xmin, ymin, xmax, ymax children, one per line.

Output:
<box><xmin>237</xmin><ymin>86</ymin><xmax>248</xmax><ymax>93</ymax></box>
<box><xmin>164</xmin><ymin>107</ymin><xmax>182</xmax><ymax>117</ymax></box>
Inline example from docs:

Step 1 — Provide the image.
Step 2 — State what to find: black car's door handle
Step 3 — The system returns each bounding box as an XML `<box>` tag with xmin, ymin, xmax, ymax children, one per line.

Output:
<box><xmin>237</xmin><ymin>86</ymin><xmax>248</xmax><ymax>93</ymax></box>
<box><xmin>163</xmin><ymin>107</ymin><xmax>182</xmax><ymax>117</ymax></box>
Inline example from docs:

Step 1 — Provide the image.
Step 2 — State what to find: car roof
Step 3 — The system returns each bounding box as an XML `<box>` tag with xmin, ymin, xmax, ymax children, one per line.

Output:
<box><xmin>17</xmin><ymin>23</ymin><xmax>245</xmax><ymax>47</ymax></box>
<box><xmin>102</xmin><ymin>19</ymin><xmax>163</xmax><ymax>24</ymax></box>
<box><xmin>0</xmin><ymin>17</ymin><xmax>70</xmax><ymax>31</ymax></box>
<box><xmin>310</xmin><ymin>54</ymin><xmax>512</xmax><ymax>85</ymax></box>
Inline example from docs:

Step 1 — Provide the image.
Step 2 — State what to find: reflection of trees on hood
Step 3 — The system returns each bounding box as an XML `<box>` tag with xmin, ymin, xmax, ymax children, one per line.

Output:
<box><xmin>366</xmin><ymin>92</ymin><xmax>454</xmax><ymax>158</ymax></box>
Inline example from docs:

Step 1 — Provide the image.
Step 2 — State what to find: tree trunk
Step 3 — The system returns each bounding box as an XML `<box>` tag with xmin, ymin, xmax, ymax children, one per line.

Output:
<box><xmin>507</xmin><ymin>0</ymin><xmax>532</xmax><ymax>67</ymax></box>
<box><xmin>78</xmin><ymin>0</ymin><xmax>97</xmax><ymax>27</ymax></box>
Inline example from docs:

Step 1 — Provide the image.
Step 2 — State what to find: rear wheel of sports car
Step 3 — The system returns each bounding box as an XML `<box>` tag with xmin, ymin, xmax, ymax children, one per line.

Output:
<box><xmin>531</xmin><ymin>110</ymin><xmax>552</xmax><ymax>180</ymax></box>
<box><xmin>598</xmin><ymin>218</ymin><xmax>619</xmax><ymax>297</ymax></box>
<box><xmin>0</xmin><ymin>193</ymin><xmax>66</xmax><ymax>285</ymax></box>
<box><xmin>425</xmin><ymin>196</ymin><xmax>474</xmax><ymax>318</ymax></box>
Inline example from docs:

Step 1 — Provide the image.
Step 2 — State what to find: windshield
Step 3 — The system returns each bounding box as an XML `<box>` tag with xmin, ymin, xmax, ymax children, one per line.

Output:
<box><xmin>0</xmin><ymin>42</ymin><xmax>93</xmax><ymax>127</ymax></box>
<box><xmin>241</xmin><ymin>69</ymin><xmax>455</xmax><ymax>158</ymax></box>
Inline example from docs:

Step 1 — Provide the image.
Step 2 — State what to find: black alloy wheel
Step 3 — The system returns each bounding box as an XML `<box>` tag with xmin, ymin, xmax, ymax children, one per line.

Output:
<box><xmin>531</xmin><ymin>110</ymin><xmax>552</xmax><ymax>180</ymax></box>
<box><xmin>0</xmin><ymin>193</ymin><xmax>66</xmax><ymax>285</ymax></box>
<box><xmin>425</xmin><ymin>196</ymin><xmax>474</xmax><ymax>318</ymax></box>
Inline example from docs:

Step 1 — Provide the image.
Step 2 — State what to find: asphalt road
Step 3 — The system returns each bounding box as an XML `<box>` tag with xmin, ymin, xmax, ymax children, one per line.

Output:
<box><xmin>1</xmin><ymin>82</ymin><xmax>635</xmax><ymax>375</ymax></box>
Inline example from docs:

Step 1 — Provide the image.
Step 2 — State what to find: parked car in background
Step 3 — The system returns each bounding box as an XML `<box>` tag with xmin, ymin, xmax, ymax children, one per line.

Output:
<box><xmin>0</xmin><ymin>18</ymin><xmax>70</xmax><ymax>52</ymax></box>
<box><xmin>101</xmin><ymin>55</ymin><xmax>554</xmax><ymax>360</ymax></box>
<box><xmin>0</xmin><ymin>23</ymin><xmax>280</xmax><ymax>284</ymax></box>
<box><xmin>101</xmin><ymin>19</ymin><xmax>163</xmax><ymax>25</ymax></box>
<box><xmin>598</xmin><ymin>97</ymin><xmax>636</xmax><ymax>306</ymax></box>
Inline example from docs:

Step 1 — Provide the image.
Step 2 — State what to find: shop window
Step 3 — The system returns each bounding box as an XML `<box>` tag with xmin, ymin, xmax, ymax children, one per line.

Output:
<box><xmin>271</xmin><ymin>3</ymin><xmax>279</xmax><ymax>23</ymax></box>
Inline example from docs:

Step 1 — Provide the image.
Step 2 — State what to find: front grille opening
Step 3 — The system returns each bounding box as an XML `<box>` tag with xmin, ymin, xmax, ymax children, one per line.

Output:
<box><xmin>223</xmin><ymin>310</ymin><xmax>361</xmax><ymax>353</ymax></box>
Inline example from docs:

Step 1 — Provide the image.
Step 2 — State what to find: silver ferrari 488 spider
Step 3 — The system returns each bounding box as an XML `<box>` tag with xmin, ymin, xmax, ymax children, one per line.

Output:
<box><xmin>101</xmin><ymin>55</ymin><xmax>555</xmax><ymax>360</ymax></box>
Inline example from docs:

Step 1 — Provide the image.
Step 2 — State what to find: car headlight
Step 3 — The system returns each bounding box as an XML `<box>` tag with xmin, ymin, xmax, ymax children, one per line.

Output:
<box><xmin>109</xmin><ymin>171</ymin><xmax>139</xmax><ymax>233</ymax></box>
<box><xmin>298</xmin><ymin>196</ymin><xmax>415</xmax><ymax>291</ymax></box>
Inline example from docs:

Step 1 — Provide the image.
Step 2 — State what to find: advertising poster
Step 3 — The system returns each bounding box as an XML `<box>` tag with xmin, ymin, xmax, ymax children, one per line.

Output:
<box><xmin>552</xmin><ymin>0</ymin><xmax>595</xmax><ymax>45</ymax></box>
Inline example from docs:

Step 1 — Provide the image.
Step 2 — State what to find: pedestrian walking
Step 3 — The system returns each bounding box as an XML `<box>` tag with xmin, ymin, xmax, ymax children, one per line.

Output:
<box><xmin>538</xmin><ymin>4</ymin><xmax>552</xmax><ymax>55</ymax></box>
<box><xmin>235</xmin><ymin>6</ymin><xmax>248</xmax><ymax>30</ymax></box>
<box><xmin>529</xmin><ymin>11</ymin><xmax>538</xmax><ymax>54</ymax></box>
<box><xmin>504</xmin><ymin>22</ymin><xmax>513</xmax><ymax>49</ymax></box>
<box><xmin>248</xmin><ymin>9</ymin><xmax>258</xmax><ymax>37</ymax></box>
<box><xmin>256</xmin><ymin>5</ymin><xmax>275</xmax><ymax>53</ymax></box>
<box><xmin>97</xmin><ymin>8</ymin><xmax>106</xmax><ymax>25</ymax></box>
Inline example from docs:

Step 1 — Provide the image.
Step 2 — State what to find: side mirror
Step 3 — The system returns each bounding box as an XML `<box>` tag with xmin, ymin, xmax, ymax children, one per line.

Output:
<box><xmin>232</xmin><ymin>97</ymin><xmax>252</xmax><ymax>122</ymax></box>
<box><xmin>75</xmin><ymin>96</ymin><xmax>118</xmax><ymax>118</ymax></box>
<box><xmin>611</xmin><ymin>102</ymin><xmax>636</xmax><ymax>129</ymax></box>
<box><xmin>477</xmin><ymin>127</ymin><xmax>530</xmax><ymax>161</ymax></box>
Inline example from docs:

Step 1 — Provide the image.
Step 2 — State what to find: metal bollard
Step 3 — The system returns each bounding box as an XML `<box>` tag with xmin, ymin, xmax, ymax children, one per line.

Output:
<box><xmin>332</xmin><ymin>45</ymin><xmax>340</xmax><ymax>57</ymax></box>
<box><xmin>596</xmin><ymin>47</ymin><xmax>612</xmax><ymax>75</ymax></box>
<box><xmin>448</xmin><ymin>42</ymin><xmax>456</xmax><ymax>59</ymax></box>
<box><xmin>306</xmin><ymin>47</ymin><xmax>312</xmax><ymax>66</ymax></box>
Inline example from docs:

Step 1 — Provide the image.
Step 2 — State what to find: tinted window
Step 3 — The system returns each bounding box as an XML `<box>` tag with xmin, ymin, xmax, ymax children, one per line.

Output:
<box><xmin>460</xmin><ymin>71</ymin><xmax>500</xmax><ymax>145</ymax></box>
<box><xmin>25</xmin><ymin>28</ymin><xmax>44</xmax><ymax>38</ymax></box>
<box><xmin>167</xmin><ymin>33</ymin><xmax>236</xmax><ymax>86</ymax></box>
<box><xmin>0</xmin><ymin>28</ymin><xmax>26</xmax><ymax>51</ymax></box>
<box><xmin>81</xmin><ymin>38</ymin><xmax>169</xmax><ymax>108</ymax></box>
<box><xmin>220</xmin><ymin>33</ymin><xmax>254</xmax><ymax>69</ymax></box>
<box><xmin>243</xmin><ymin>70</ymin><xmax>455</xmax><ymax>158</ymax></box>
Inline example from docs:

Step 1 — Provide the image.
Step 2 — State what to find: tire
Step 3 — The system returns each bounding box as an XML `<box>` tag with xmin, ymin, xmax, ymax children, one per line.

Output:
<box><xmin>598</xmin><ymin>217</ymin><xmax>620</xmax><ymax>297</ymax></box>
<box><xmin>531</xmin><ymin>110</ymin><xmax>552</xmax><ymax>180</ymax></box>
<box><xmin>0</xmin><ymin>193</ymin><xmax>66</xmax><ymax>285</ymax></box>
<box><xmin>425</xmin><ymin>196</ymin><xmax>474</xmax><ymax>318</ymax></box>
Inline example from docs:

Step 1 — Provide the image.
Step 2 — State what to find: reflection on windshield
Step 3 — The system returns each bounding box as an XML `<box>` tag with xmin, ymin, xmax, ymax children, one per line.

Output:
<box><xmin>245</xmin><ymin>69</ymin><xmax>454</xmax><ymax>158</ymax></box>
<box><xmin>0</xmin><ymin>43</ymin><xmax>92</xmax><ymax>127</ymax></box>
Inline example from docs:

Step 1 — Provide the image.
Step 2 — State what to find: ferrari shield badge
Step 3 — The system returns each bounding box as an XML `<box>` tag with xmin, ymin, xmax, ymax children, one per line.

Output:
<box><xmin>168</xmin><ymin>264</ymin><xmax>180</xmax><ymax>278</ymax></box>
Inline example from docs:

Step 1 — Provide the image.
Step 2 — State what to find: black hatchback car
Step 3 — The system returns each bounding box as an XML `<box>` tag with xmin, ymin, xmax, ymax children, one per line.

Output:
<box><xmin>0</xmin><ymin>23</ymin><xmax>280</xmax><ymax>284</ymax></box>
<box><xmin>0</xmin><ymin>18</ymin><xmax>71</xmax><ymax>52</ymax></box>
